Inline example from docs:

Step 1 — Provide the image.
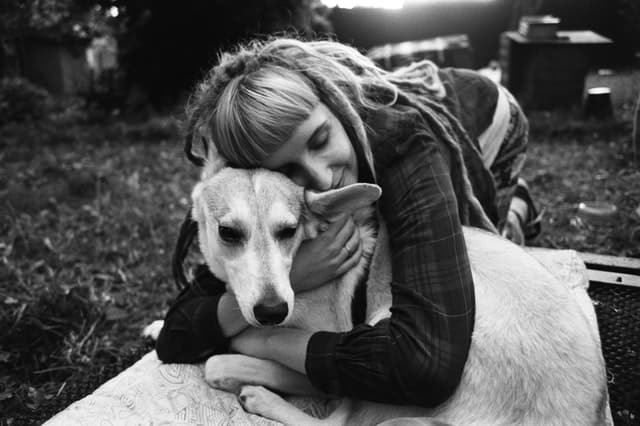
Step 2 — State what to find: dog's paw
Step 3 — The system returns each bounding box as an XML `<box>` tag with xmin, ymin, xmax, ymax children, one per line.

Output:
<box><xmin>142</xmin><ymin>320</ymin><xmax>164</xmax><ymax>340</ymax></box>
<box><xmin>238</xmin><ymin>385</ymin><xmax>290</xmax><ymax>421</ymax></box>
<box><xmin>204</xmin><ymin>354</ymin><xmax>251</xmax><ymax>393</ymax></box>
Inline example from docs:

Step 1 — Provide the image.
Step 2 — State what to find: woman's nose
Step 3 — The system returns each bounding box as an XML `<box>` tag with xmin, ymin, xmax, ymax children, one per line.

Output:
<box><xmin>300</xmin><ymin>160</ymin><xmax>331</xmax><ymax>191</ymax></box>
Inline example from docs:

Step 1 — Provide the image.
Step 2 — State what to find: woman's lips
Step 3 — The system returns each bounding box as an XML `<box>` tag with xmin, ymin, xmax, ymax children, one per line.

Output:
<box><xmin>334</xmin><ymin>171</ymin><xmax>344</xmax><ymax>189</ymax></box>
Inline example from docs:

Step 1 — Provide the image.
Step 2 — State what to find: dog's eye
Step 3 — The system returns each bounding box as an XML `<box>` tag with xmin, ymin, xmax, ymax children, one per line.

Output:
<box><xmin>218</xmin><ymin>225</ymin><xmax>243</xmax><ymax>244</ymax></box>
<box><xmin>276</xmin><ymin>226</ymin><xmax>297</xmax><ymax>241</ymax></box>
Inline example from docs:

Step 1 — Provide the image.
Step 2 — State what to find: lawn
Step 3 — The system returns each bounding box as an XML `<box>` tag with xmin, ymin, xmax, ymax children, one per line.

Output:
<box><xmin>1</xmin><ymin>70</ymin><xmax>639</xmax><ymax>423</ymax></box>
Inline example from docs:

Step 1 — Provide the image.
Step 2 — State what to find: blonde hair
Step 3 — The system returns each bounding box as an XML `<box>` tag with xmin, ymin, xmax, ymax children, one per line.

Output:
<box><xmin>184</xmin><ymin>38</ymin><xmax>402</xmax><ymax>177</ymax></box>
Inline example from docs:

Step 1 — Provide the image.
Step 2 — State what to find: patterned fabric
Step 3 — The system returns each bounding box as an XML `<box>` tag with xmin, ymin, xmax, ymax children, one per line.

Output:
<box><xmin>489</xmin><ymin>88</ymin><xmax>529</xmax><ymax>230</ymax></box>
<box><xmin>437</xmin><ymin>68</ymin><xmax>529</xmax><ymax>231</ymax></box>
<box><xmin>45</xmin><ymin>351</ymin><xmax>332</xmax><ymax>425</ymax></box>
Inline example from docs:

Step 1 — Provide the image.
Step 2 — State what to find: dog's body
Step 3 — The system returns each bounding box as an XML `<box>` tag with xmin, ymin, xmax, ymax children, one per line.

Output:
<box><xmin>163</xmin><ymin>161</ymin><xmax>609</xmax><ymax>425</ymax></box>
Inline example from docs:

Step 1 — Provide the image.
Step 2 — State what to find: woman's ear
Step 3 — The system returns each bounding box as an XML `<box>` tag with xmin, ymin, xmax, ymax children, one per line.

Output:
<box><xmin>305</xmin><ymin>183</ymin><xmax>382</xmax><ymax>219</ymax></box>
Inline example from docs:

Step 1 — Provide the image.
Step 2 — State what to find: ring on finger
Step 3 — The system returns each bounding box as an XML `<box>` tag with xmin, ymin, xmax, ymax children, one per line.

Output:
<box><xmin>344</xmin><ymin>242</ymin><xmax>352</xmax><ymax>255</ymax></box>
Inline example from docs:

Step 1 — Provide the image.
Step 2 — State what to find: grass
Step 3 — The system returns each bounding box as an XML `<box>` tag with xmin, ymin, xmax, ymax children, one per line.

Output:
<box><xmin>523</xmin><ymin>68</ymin><xmax>640</xmax><ymax>257</ymax></box>
<box><xmin>0</xmin><ymin>114</ymin><xmax>200</xmax><ymax>422</ymax></box>
<box><xmin>1</xmin><ymin>70</ymin><xmax>639</xmax><ymax>423</ymax></box>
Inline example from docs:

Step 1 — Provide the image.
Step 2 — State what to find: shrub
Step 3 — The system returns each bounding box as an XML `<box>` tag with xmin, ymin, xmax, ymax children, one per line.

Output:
<box><xmin>0</xmin><ymin>77</ymin><xmax>52</xmax><ymax>124</ymax></box>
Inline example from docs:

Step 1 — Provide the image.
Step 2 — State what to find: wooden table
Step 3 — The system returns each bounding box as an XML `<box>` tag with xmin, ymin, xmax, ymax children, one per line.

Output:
<box><xmin>499</xmin><ymin>31</ymin><xmax>612</xmax><ymax>109</ymax></box>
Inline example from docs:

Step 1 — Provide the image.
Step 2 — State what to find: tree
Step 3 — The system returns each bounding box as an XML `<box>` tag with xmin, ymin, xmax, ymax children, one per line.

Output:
<box><xmin>115</xmin><ymin>0</ymin><xmax>333</xmax><ymax>106</ymax></box>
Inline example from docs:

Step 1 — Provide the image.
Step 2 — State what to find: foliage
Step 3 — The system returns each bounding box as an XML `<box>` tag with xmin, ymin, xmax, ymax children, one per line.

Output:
<box><xmin>115</xmin><ymin>0</ymin><xmax>333</xmax><ymax>105</ymax></box>
<box><xmin>0</xmin><ymin>77</ymin><xmax>52</xmax><ymax>124</ymax></box>
<box><xmin>614</xmin><ymin>0</ymin><xmax>640</xmax><ymax>53</ymax></box>
<box><xmin>1</xmin><ymin>114</ymin><xmax>192</xmax><ymax>421</ymax></box>
<box><xmin>2</xmin><ymin>0</ymin><xmax>333</xmax><ymax>106</ymax></box>
<box><xmin>524</xmin><ymin>114</ymin><xmax>640</xmax><ymax>257</ymax></box>
<box><xmin>0</xmin><ymin>0</ymin><xmax>110</xmax><ymax>40</ymax></box>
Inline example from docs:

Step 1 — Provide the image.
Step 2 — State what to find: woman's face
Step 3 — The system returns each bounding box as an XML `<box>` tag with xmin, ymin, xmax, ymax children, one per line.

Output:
<box><xmin>261</xmin><ymin>103</ymin><xmax>358</xmax><ymax>191</ymax></box>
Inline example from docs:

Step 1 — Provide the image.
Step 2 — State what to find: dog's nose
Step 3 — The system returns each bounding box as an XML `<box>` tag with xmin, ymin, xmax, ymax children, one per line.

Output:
<box><xmin>253</xmin><ymin>302</ymin><xmax>288</xmax><ymax>326</ymax></box>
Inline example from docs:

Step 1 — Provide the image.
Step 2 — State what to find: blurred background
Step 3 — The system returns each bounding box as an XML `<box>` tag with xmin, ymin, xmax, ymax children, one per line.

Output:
<box><xmin>2</xmin><ymin>0</ymin><xmax>639</xmax><ymax>109</ymax></box>
<box><xmin>1</xmin><ymin>0</ymin><xmax>639</xmax><ymax>424</ymax></box>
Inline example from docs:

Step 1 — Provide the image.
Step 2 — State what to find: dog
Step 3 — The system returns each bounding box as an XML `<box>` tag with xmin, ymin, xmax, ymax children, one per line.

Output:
<box><xmin>148</xmin><ymin>151</ymin><xmax>609</xmax><ymax>425</ymax></box>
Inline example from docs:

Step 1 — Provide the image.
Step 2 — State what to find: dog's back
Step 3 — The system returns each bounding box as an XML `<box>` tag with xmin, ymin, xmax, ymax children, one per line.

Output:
<box><xmin>295</xmin><ymin>223</ymin><xmax>608</xmax><ymax>425</ymax></box>
<box><xmin>433</xmin><ymin>228</ymin><xmax>608</xmax><ymax>425</ymax></box>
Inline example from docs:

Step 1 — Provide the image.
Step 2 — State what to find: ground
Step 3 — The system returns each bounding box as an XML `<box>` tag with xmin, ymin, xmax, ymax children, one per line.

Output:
<box><xmin>1</xmin><ymin>70</ymin><xmax>639</xmax><ymax>423</ymax></box>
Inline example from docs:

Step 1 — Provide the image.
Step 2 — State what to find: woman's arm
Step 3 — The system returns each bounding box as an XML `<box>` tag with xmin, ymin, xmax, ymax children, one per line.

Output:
<box><xmin>233</xmin><ymin>136</ymin><xmax>475</xmax><ymax>407</ymax></box>
<box><xmin>156</xmin><ymin>265</ymin><xmax>248</xmax><ymax>363</ymax></box>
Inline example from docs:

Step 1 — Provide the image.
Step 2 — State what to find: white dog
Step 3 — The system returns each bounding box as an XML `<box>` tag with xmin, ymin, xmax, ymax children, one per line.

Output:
<box><xmin>150</xmin><ymin>151</ymin><xmax>609</xmax><ymax>425</ymax></box>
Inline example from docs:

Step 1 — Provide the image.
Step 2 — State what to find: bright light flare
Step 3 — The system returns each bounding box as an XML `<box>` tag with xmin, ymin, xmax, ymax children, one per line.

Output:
<box><xmin>321</xmin><ymin>0</ymin><xmax>493</xmax><ymax>8</ymax></box>
<box><xmin>321</xmin><ymin>0</ymin><xmax>403</xmax><ymax>9</ymax></box>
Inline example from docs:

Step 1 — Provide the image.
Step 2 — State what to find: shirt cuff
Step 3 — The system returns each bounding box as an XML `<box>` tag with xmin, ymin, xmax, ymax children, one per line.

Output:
<box><xmin>305</xmin><ymin>331</ymin><xmax>343</xmax><ymax>397</ymax></box>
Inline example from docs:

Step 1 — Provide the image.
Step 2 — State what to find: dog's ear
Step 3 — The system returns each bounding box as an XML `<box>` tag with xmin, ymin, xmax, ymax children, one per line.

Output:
<box><xmin>191</xmin><ymin>181</ymin><xmax>206</xmax><ymax>225</ymax></box>
<box><xmin>305</xmin><ymin>183</ymin><xmax>381</xmax><ymax>218</ymax></box>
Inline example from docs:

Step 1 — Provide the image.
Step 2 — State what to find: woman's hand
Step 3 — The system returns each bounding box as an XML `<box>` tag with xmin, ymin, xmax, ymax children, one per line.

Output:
<box><xmin>290</xmin><ymin>213</ymin><xmax>363</xmax><ymax>293</ymax></box>
<box><xmin>502</xmin><ymin>209</ymin><xmax>525</xmax><ymax>246</ymax></box>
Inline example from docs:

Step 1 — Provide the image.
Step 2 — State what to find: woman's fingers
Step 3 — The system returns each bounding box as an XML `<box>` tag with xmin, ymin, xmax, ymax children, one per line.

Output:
<box><xmin>325</xmin><ymin>213</ymin><xmax>353</xmax><ymax>238</ymax></box>
<box><xmin>300</xmin><ymin>213</ymin><xmax>363</xmax><ymax>280</ymax></box>
<box><xmin>332</xmin><ymin>215</ymin><xmax>356</xmax><ymax>246</ymax></box>
<box><xmin>343</xmin><ymin>222</ymin><xmax>361</xmax><ymax>258</ymax></box>
<box><xmin>335</xmin><ymin>235</ymin><xmax>364</xmax><ymax>276</ymax></box>
<box><xmin>332</xmin><ymin>215</ymin><xmax>362</xmax><ymax>275</ymax></box>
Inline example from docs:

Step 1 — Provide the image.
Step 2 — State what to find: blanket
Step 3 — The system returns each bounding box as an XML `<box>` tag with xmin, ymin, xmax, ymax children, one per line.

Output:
<box><xmin>44</xmin><ymin>248</ymin><xmax>603</xmax><ymax>426</ymax></box>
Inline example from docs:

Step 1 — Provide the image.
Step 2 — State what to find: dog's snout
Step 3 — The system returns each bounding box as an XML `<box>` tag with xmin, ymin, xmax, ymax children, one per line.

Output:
<box><xmin>253</xmin><ymin>302</ymin><xmax>288</xmax><ymax>326</ymax></box>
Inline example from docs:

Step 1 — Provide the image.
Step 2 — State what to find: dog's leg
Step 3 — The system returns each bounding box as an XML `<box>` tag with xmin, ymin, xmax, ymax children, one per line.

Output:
<box><xmin>142</xmin><ymin>320</ymin><xmax>164</xmax><ymax>340</ymax></box>
<box><xmin>239</xmin><ymin>385</ymin><xmax>326</xmax><ymax>425</ymax></box>
<box><xmin>205</xmin><ymin>354</ymin><xmax>324</xmax><ymax>396</ymax></box>
<box><xmin>240</xmin><ymin>386</ymin><xmax>352</xmax><ymax>426</ymax></box>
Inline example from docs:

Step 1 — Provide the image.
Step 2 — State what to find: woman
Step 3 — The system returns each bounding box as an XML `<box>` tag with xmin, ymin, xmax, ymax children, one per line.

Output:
<box><xmin>157</xmin><ymin>37</ymin><xmax>538</xmax><ymax>407</ymax></box>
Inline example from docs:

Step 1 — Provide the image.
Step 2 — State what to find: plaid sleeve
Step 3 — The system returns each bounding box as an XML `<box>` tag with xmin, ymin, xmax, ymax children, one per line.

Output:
<box><xmin>156</xmin><ymin>265</ymin><xmax>229</xmax><ymax>363</ymax></box>
<box><xmin>306</xmin><ymin>136</ymin><xmax>475</xmax><ymax>406</ymax></box>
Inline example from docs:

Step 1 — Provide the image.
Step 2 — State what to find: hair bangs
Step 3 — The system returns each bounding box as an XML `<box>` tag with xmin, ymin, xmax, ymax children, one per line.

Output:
<box><xmin>211</xmin><ymin>67</ymin><xmax>318</xmax><ymax>167</ymax></box>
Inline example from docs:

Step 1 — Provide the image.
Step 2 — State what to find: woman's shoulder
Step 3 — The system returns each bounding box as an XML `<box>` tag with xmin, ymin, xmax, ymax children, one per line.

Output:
<box><xmin>438</xmin><ymin>68</ymin><xmax>499</xmax><ymax>139</ymax></box>
<box><xmin>366</xmin><ymin>102</ymin><xmax>427</xmax><ymax>138</ymax></box>
<box><xmin>365</xmin><ymin>103</ymin><xmax>442</xmax><ymax>168</ymax></box>
<box><xmin>438</xmin><ymin>67</ymin><xmax>498</xmax><ymax>97</ymax></box>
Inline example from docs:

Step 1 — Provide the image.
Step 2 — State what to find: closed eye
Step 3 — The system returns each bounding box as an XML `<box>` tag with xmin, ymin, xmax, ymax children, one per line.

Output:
<box><xmin>218</xmin><ymin>225</ymin><xmax>244</xmax><ymax>245</ymax></box>
<box><xmin>309</xmin><ymin>135</ymin><xmax>328</xmax><ymax>151</ymax></box>
<box><xmin>275</xmin><ymin>226</ymin><xmax>297</xmax><ymax>241</ymax></box>
<box><xmin>308</xmin><ymin>124</ymin><xmax>329</xmax><ymax>151</ymax></box>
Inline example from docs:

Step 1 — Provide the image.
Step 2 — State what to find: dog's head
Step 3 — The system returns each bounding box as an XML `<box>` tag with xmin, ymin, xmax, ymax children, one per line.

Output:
<box><xmin>191</xmin><ymin>167</ymin><xmax>381</xmax><ymax>327</ymax></box>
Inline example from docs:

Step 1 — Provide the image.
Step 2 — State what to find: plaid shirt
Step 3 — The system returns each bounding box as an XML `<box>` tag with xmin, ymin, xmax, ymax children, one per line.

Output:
<box><xmin>306</xmin><ymin>84</ymin><xmax>493</xmax><ymax>405</ymax></box>
<box><xmin>157</xmin><ymin>68</ymin><xmax>500</xmax><ymax>408</ymax></box>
